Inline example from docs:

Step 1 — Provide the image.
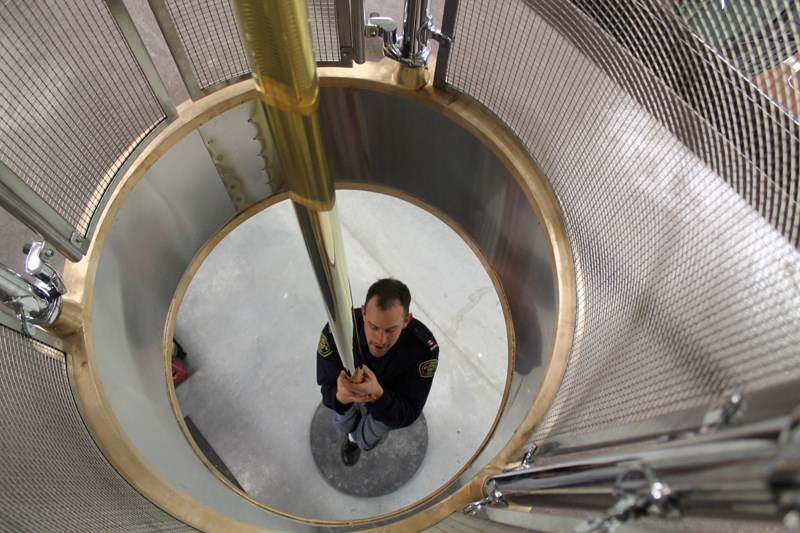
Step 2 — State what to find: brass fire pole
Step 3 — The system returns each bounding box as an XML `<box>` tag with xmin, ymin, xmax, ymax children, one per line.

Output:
<box><xmin>231</xmin><ymin>0</ymin><xmax>360</xmax><ymax>374</ymax></box>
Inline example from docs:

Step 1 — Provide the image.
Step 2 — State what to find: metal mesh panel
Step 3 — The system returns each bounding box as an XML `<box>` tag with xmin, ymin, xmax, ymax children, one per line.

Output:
<box><xmin>560</xmin><ymin>0</ymin><xmax>800</xmax><ymax>247</ymax></box>
<box><xmin>0</xmin><ymin>326</ymin><xmax>193</xmax><ymax>531</ymax></box>
<box><xmin>446</xmin><ymin>0</ymin><xmax>800</xmax><ymax>444</ymax></box>
<box><xmin>164</xmin><ymin>0</ymin><xmax>341</xmax><ymax>91</ymax></box>
<box><xmin>165</xmin><ymin>0</ymin><xmax>251</xmax><ymax>89</ymax></box>
<box><xmin>0</xmin><ymin>1</ymin><xmax>166</xmax><ymax>236</ymax></box>
<box><xmin>308</xmin><ymin>0</ymin><xmax>343</xmax><ymax>62</ymax></box>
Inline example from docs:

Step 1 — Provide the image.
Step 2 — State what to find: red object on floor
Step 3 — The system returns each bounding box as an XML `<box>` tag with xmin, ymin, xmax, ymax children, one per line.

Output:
<box><xmin>172</xmin><ymin>357</ymin><xmax>188</xmax><ymax>385</ymax></box>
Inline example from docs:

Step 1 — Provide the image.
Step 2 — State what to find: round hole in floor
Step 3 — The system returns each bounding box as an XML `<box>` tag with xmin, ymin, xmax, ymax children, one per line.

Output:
<box><xmin>173</xmin><ymin>189</ymin><xmax>510</xmax><ymax>521</ymax></box>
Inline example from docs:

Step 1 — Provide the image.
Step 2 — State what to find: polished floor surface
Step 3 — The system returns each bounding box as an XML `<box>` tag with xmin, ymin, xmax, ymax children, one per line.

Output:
<box><xmin>174</xmin><ymin>190</ymin><xmax>508</xmax><ymax>521</ymax></box>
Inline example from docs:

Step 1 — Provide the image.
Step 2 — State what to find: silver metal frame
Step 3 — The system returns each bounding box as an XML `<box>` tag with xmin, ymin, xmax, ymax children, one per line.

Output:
<box><xmin>0</xmin><ymin>162</ymin><xmax>85</xmax><ymax>261</ymax></box>
<box><xmin>350</xmin><ymin>0</ymin><xmax>366</xmax><ymax>64</ymax></box>
<box><xmin>104</xmin><ymin>0</ymin><xmax>177</xmax><ymax>119</ymax></box>
<box><xmin>334</xmin><ymin>0</ymin><xmax>355</xmax><ymax>66</ymax></box>
<box><xmin>146</xmin><ymin>0</ymin><xmax>205</xmax><ymax>101</ymax></box>
<box><xmin>433</xmin><ymin>0</ymin><xmax>458</xmax><ymax>88</ymax></box>
<box><xmin>480</xmin><ymin>413</ymin><xmax>800</xmax><ymax>524</ymax></box>
<box><xmin>525</xmin><ymin>380</ymin><xmax>800</xmax><ymax>461</ymax></box>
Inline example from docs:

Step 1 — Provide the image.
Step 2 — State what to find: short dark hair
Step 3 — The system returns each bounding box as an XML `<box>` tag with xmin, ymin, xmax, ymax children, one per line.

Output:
<box><xmin>365</xmin><ymin>278</ymin><xmax>411</xmax><ymax>315</ymax></box>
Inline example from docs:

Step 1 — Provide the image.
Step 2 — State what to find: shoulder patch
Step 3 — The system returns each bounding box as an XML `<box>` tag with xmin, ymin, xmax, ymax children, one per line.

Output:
<box><xmin>318</xmin><ymin>332</ymin><xmax>332</xmax><ymax>357</ymax></box>
<box><xmin>411</xmin><ymin>322</ymin><xmax>438</xmax><ymax>353</ymax></box>
<box><xmin>419</xmin><ymin>359</ymin><xmax>438</xmax><ymax>378</ymax></box>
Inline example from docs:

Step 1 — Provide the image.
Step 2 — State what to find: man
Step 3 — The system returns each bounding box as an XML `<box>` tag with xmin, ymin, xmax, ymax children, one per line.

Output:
<box><xmin>316</xmin><ymin>278</ymin><xmax>439</xmax><ymax>466</ymax></box>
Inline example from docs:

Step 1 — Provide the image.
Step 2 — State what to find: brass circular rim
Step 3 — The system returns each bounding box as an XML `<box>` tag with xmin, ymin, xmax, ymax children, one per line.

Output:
<box><xmin>62</xmin><ymin>59</ymin><xmax>576</xmax><ymax>532</ymax></box>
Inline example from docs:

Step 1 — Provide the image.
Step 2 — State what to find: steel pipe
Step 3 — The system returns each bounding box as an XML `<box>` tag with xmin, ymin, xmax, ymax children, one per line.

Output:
<box><xmin>401</xmin><ymin>0</ymin><xmax>432</xmax><ymax>67</ymax></box>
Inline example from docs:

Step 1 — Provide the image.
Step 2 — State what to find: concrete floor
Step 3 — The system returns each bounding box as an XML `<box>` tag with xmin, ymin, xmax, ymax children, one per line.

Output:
<box><xmin>174</xmin><ymin>191</ymin><xmax>508</xmax><ymax>521</ymax></box>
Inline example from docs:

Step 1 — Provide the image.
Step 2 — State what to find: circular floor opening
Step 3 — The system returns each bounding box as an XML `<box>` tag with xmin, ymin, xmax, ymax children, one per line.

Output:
<box><xmin>172</xmin><ymin>189</ymin><xmax>509</xmax><ymax>521</ymax></box>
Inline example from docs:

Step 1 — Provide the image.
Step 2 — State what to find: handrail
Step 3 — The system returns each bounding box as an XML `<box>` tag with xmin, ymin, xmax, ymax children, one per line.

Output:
<box><xmin>468</xmin><ymin>414</ymin><xmax>800</xmax><ymax>529</ymax></box>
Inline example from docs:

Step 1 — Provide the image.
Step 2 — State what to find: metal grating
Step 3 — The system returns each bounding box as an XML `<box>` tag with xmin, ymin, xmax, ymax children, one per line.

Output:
<box><xmin>0</xmin><ymin>0</ymin><xmax>166</xmax><ymax>236</ymax></box>
<box><xmin>308</xmin><ymin>0</ymin><xmax>342</xmax><ymax>62</ymax></box>
<box><xmin>560</xmin><ymin>0</ymin><xmax>800</xmax><ymax>247</ymax></box>
<box><xmin>446</xmin><ymin>0</ymin><xmax>800</xmax><ymax>444</ymax></box>
<box><xmin>0</xmin><ymin>326</ymin><xmax>193</xmax><ymax>531</ymax></box>
<box><xmin>164</xmin><ymin>0</ymin><xmax>342</xmax><ymax>92</ymax></box>
<box><xmin>165</xmin><ymin>0</ymin><xmax>251</xmax><ymax>89</ymax></box>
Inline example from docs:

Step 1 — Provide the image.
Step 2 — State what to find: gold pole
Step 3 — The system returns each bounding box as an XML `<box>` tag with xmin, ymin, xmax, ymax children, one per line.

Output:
<box><xmin>232</xmin><ymin>0</ymin><xmax>359</xmax><ymax>374</ymax></box>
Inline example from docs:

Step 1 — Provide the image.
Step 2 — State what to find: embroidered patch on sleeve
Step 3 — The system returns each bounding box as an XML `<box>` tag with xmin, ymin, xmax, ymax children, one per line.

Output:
<box><xmin>318</xmin><ymin>333</ymin><xmax>332</xmax><ymax>357</ymax></box>
<box><xmin>419</xmin><ymin>359</ymin><xmax>438</xmax><ymax>378</ymax></box>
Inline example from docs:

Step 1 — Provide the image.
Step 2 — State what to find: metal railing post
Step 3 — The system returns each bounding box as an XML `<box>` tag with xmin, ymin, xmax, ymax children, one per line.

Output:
<box><xmin>146</xmin><ymin>0</ymin><xmax>205</xmax><ymax>100</ymax></box>
<box><xmin>104</xmin><ymin>0</ymin><xmax>178</xmax><ymax>119</ymax></box>
<box><xmin>333</xmin><ymin>0</ymin><xmax>356</xmax><ymax>66</ymax></box>
<box><xmin>433</xmin><ymin>0</ymin><xmax>458</xmax><ymax>88</ymax></box>
<box><xmin>350</xmin><ymin>0</ymin><xmax>366</xmax><ymax>64</ymax></box>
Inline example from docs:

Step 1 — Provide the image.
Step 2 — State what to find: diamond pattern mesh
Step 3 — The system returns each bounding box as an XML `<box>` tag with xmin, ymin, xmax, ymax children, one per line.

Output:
<box><xmin>0</xmin><ymin>0</ymin><xmax>166</xmax><ymax>236</ymax></box>
<box><xmin>446</xmin><ymin>0</ymin><xmax>800</xmax><ymax>444</ymax></box>
<box><xmin>0</xmin><ymin>326</ymin><xmax>193</xmax><ymax>531</ymax></box>
<box><xmin>165</xmin><ymin>0</ymin><xmax>342</xmax><ymax>91</ymax></box>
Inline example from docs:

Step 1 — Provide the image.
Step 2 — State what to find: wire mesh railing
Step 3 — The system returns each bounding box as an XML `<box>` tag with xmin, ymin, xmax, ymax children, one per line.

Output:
<box><xmin>0</xmin><ymin>0</ymin><xmax>168</xmax><ymax>244</ymax></box>
<box><xmin>444</xmin><ymin>0</ymin><xmax>800</xmax><ymax>450</ymax></box>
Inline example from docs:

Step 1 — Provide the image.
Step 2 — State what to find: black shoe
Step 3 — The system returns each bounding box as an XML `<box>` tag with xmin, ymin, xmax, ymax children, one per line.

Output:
<box><xmin>341</xmin><ymin>438</ymin><xmax>361</xmax><ymax>466</ymax></box>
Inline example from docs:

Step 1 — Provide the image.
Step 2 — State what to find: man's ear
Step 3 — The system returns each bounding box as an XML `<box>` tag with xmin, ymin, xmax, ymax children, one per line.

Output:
<box><xmin>402</xmin><ymin>312</ymin><xmax>413</xmax><ymax>328</ymax></box>
<box><xmin>361</xmin><ymin>304</ymin><xmax>365</xmax><ymax>317</ymax></box>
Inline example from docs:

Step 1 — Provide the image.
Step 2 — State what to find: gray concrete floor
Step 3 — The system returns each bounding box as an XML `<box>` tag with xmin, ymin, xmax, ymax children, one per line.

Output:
<box><xmin>174</xmin><ymin>191</ymin><xmax>507</xmax><ymax>521</ymax></box>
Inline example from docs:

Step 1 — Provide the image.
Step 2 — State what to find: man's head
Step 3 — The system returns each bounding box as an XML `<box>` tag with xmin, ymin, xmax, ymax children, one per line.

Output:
<box><xmin>362</xmin><ymin>279</ymin><xmax>412</xmax><ymax>357</ymax></box>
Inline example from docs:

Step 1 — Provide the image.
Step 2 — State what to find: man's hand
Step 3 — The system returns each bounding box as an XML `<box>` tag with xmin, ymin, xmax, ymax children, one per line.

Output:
<box><xmin>335</xmin><ymin>366</ymin><xmax>384</xmax><ymax>405</ymax></box>
<box><xmin>335</xmin><ymin>370</ymin><xmax>371</xmax><ymax>405</ymax></box>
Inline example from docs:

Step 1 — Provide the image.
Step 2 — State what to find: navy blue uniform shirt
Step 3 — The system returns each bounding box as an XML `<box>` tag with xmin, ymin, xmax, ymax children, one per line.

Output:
<box><xmin>316</xmin><ymin>309</ymin><xmax>439</xmax><ymax>429</ymax></box>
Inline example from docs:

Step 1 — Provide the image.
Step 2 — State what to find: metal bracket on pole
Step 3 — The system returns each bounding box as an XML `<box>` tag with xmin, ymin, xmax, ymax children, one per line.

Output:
<box><xmin>464</xmin><ymin>480</ymin><xmax>507</xmax><ymax>516</ymax></box>
<box><xmin>365</xmin><ymin>0</ymin><xmax>453</xmax><ymax>69</ymax></box>
<box><xmin>517</xmin><ymin>443</ymin><xmax>538</xmax><ymax>470</ymax></box>
<box><xmin>575</xmin><ymin>463</ymin><xmax>680</xmax><ymax>532</ymax></box>
<box><xmin>701</xmin><ymin>391</ymin><xmax>745</xmax><ymax>434</ymax></box>
<box><xmin>0</xmin><ymin>241</ymin><xmax>67</xmax><ymax>338</ymax></box>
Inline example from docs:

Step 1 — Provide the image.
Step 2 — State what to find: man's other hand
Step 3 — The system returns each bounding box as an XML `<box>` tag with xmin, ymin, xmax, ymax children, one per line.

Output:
<box><xmin>336</xmin><ymin>370</ymin><xmax>372</xmax><ymax>404</ymax></box>
<box><xmin>347</xmin><ymin>365</ymin><xmax>383</xmax><ymax>403</ymax></box>
<box><xmin>338</xmin><ymin>366</ymin><xmax>384</xmax><ymax>403</ymax></box>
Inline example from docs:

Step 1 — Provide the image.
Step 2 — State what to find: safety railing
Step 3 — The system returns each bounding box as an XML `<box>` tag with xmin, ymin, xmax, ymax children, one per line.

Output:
<box><xmin>0</xmin><ymin>0</ymin><xmax>172</xmax><ymax>261</ymax></box>
<box><xmin>441</xmin><ymin>0</ymin><xmax>800</xmax><ymax>528</ymax></box>
<box><xmin>469</xmin><ymin>411</ymin><xmax>800</xmax><ymax>529</ymax></box>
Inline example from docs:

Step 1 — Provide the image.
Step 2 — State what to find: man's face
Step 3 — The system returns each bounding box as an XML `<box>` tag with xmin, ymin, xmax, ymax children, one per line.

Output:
<box><xmin>362</xmin><ymin>296</ymin><xmax>412</xmax><ymax>357</ymax></box>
